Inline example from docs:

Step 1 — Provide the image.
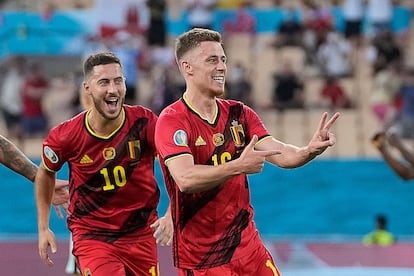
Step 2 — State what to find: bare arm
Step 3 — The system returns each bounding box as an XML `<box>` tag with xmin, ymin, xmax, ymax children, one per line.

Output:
<box><xmin>166</xmin><ymin>135</ymin><xmax>280</xmax><ymax>193</ymax></box>
<box><xmin>257</xmin><ymin>112</ymin><xmax>340</xmax><ymax>168</ymax></box>
<box><xmin>35</xmin><ymin>165</ymin><xmax>57</xmax><ymax>267</ymax></box>
<box><xmin>376</xmin><ymin>133</ymin><xmax>414</xmax><ymax>181</ymax></box>
<box><xmin>0</xmin><ymin>134</ymin><xmax>37</xmax><ymax>181</ymax></box>
<box><xmin>0</xmin><ymin>135</ymin><xmax>69</xmax><ymax>216</ymax></box>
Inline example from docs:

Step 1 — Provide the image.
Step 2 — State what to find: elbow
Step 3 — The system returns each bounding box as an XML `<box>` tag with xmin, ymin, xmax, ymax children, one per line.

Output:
<box><xmin>174</xmin><ymin>177</ymin><xmax>193</xmax><ymax>193</ymax></box>
<box><xmin>178</xmin><ymin>185</ymin><xmax>191</xmax><ymax>193</ymax></box>
<box><xmin>175</xmin><ymin>178</ymin><xmax>205</xmax><ymax>194</ymax></box>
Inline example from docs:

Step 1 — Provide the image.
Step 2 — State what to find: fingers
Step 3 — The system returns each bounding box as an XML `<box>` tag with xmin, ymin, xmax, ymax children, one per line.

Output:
<box><xmin>39</xmin><ymin>248</ymin><xmax>53</xmax><ymax>266</ymax></box>
<box><xmin>62</xmin><ymin>202</ymin><xmax>69</xmax><ymax>213</ymax></box>
<box><xmin>39</xmin><ymin>246</ymin><xmax>55</xmax><ymax>267</ymax></box>
<box><xmin>327</xmin><ymin>132</ymin><xmax>336</xmax><ymax>146</ymax></box>
<box><xmin>318</xmin><ymin>112</ymin><xmax>340</xmax><ymax>132</ymax></box>
<box><xmin>324</xmin><ymin>112</ymin><xmax>340</xmax><ymax>130</ymax></box>
<box><xmin>150</xmin><ymin>220</ymin><xmax>159</xmax><ymax>229</ymax></box>
<box><xmin>151</xmin><ymin>217</ymin><xmax>173</xmax><ymax>246</ymax></box>
<box><xmin>246</xmin><ymin>135</ymin><xmax>258</xmax><ymax>150</ymax></box>
<box><xmin>53</xmin><ymin>205</ymin><xmax>63</xmax><ymax>219</ymax></box>
<box><xmin>317</xmin><ymin>112</ymin><xmax>328</xmax><ymax>132</ymax></box>
<box><xmin>50</xmin><ymin>240</ymin><xmax>57</xmax><ymax>254</ymax></box>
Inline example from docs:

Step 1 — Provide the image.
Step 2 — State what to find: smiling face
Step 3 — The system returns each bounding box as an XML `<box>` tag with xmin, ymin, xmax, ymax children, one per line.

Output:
<box><xmin>83</xmin><ymin>63</ymin><xmax>126</xmax><ymax>121</ymax></box>
<box><xmin>183</xmin><ymin>41</ymin><xmax>227</xmax><ymax>97</ymax></box>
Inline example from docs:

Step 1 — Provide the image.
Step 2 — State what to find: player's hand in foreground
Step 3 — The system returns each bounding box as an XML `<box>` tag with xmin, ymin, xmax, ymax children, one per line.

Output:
<box><xmin>238</xmin><ymin>135</ymin><xmax>281</xmax><ymax>174</ymax></box>
<box><xmin>38</xmin><ymin>228</ymin><xmax>57</xmax><ymax>267</ymax></box>
<box><xmin>307</xmin><ymin>112</ymin><xmax>340</xmax><ymax>156</ymax></box>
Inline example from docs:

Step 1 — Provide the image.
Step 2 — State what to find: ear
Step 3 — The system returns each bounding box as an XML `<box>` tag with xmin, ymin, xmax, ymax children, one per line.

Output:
<box><xmin>180</xmin><ymin>61</ymin><xmax>192</xmax><ymax>75</ymax></box>
<box><xmin>83</xmin><ymin>81</ymin><xmax>90</xmax><ymax>95</ymax></box>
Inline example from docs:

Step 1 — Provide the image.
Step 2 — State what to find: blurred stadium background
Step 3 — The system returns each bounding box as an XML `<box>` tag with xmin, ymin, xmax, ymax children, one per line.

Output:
<box><xmin>1</xmin><ymin>0</ymin><xmax>414</xmax><ymax>275</ymax></box>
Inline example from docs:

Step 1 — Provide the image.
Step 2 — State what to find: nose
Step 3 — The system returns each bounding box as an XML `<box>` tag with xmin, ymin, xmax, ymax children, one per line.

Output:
<box><xmin>217</xmin><ymin>60</ymin><xmax>226</xmax><ymax>71</ymax></box>
<box><xmin>107</xmin><ymin>80</ymin><xmax>120</xmax><ymax>93</ymax></box>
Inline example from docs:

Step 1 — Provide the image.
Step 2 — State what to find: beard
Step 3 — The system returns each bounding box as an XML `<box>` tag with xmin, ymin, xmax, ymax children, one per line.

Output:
<box><xmin>91</xmin><ymin>96</ymin><xmax>125</xmax><ymax>121</ymax></box>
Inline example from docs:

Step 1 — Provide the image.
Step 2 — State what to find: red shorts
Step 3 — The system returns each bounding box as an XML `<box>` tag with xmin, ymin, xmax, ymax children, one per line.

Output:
<box><xmin>177</xmin><ymin>244</ymin><xmax>281</xmax><ymax>276</ymax></box>
<box><xmin>73</xmin><ymin>237</ymin><xmax>158</xmax><ymax>276</ymax></box>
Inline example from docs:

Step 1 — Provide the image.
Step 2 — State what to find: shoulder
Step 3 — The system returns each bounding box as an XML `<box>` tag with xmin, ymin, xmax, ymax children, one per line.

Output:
<box><xmin>159</xmin><ymin>99</ymin><xmax>185</xmax><ymax>118</ymax></box>
<box><xmin>125</xmin><ymin>104</ymin><xmax>158</xmax><ymax>119</ymax></box>
<box><xmin>218</xmin><ymin>98</ymin><xmax>254</xmax><ymax>113</ymax></box>
<box><xmin>49</xmin><ymin>112</ymin><xmax>85</xmax><ymax>139</ymax></box>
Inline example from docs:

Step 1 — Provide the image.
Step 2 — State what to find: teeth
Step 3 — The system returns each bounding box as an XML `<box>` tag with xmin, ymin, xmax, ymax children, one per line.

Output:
<box><xmin>105</xmin><ymin>98</ymin><xmax>118</xmax><ymax>104</ymax></box>
<box><xmin>213</xmin><ymin>76</ymin><xmax>224</xmax><ymax>81</ymax></box>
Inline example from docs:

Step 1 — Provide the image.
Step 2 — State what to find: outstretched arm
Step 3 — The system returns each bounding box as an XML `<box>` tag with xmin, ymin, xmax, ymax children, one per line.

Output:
<box><xmin>0</xmin><ymin>135</ymin><xmax>69</xmax><ymax>217</ymax></box>
<box><xmin>0</xmin><ymin>134</ymin><xmax>37</xmax><ymax>181</ymax></box>
<box><xmin>256</xmin><ymin>112</ymin><xmax>340</xmax><ymax>168</ymax></box>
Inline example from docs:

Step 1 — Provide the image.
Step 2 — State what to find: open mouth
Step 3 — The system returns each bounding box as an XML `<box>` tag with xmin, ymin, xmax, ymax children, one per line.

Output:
<box><xmin>105</xmin><ymin>98</ymin><xmax>119</xmax><ymax>112</ymax></box>
<box><xmin>212</xmin><ymin>76</ymin><xmax>225</xmax><ymax>84</ymax></box>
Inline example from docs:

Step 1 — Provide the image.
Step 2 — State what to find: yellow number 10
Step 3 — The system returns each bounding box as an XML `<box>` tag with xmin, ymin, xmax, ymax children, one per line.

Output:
<box><xmin>100</xmin><ymin>166</ymin><xmax>127</xmax><ymax>191</ymax></box>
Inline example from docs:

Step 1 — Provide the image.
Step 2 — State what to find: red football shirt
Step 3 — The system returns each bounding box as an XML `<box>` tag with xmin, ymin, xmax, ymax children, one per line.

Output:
<box><xmin>41</xmin><ymin>105</ymin><xmax>160</xmax><ymax>243</ymax></box>
<box><xmin>155</xmin><ymin>97</ymin><xmax>271</xmax><ymax>269</ymax></box>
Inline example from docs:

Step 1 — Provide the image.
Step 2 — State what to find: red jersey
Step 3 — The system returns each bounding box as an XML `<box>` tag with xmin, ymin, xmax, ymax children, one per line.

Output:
<box><xmin>41</xmin><ymin>105</ymin><xmax>160</xmax><ymax>244</ymax></box>
<box><xmin>155</xmin><ymin>97</ymin><xmax>271</xmax><ymax>269</ymax></box>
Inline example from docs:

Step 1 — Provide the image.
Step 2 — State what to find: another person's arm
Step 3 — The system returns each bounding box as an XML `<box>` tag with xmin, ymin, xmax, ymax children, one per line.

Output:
<box><xmin>374</xmin><ymin>132</ymin><xmax>414</xmax><ymax>180</ymax></box>
<box><xmin>150</xmin><ymin>204</ymin><xmax>173</xmax><ymax>246</ymax></box>
<box><xmin>0</xmin><ymin>135</ymin><xmax>69</xmax><ymax>216</ymax></box>
<box><xmin>0</xmin><ymin>134</ymin><xmax>37</xmax><ymax>181</ymax></box>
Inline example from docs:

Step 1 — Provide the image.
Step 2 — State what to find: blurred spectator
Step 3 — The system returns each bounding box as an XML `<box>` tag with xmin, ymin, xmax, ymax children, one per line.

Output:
<box><xmin>273</xmin><ymin>7</ymin><xmax>303</xmax><ymax>48</ymax></box>
<box><xmin>81</xmin><ymin>34</ymin><xmax>111</xmax><ymax>63</ymax></box>
<box><xmin>150</xmin><ymin>65</ymin><xmax>183</xmax><ymax>115</ymax></box>
<box><xmin>146</xmin><ymin>0</ymin><xmax>167</xmax><ymax>47</ymax></box>
<box><xmin>386</xmin><ymin>66</ymin><xmax>414</xmax><ymax>139</ymax></box>
<box><xmin>363</xmin><ymin>214</ymin><xmax>395</xmax><ymax>246</ymax></box>
<box><xmin>370</xmin><ymin>62</ymin><xmax>402</xmax><ymax>130</ymax></box>
<box><xmin>217</xmin><ymin>0</ymin><xmax>246</xmax><ymax>9</ymax></box>
<box><xmin>42</xmin><ymin>71</ymin><xmax>80</xmax><ymax>129</ymax></box>
<box><xmin>111</xmin><ymin>30</ymin><xmax>143</xmax><ymax>104</ymax></box>
<box><xmin>366</xmin><ymin>0</ymin><xmax>393</xmax><ymax>38</ymax></box>
<box><xmin>302</xmin><ymin>0</ymin><xmax>334</xmax><ymax>66</ymax></box>
<box><xmin>226</xmin><ymin>62</ymin><xmax>254</xmax><ymax>107</ymax></box>
<box><xmin>342</xmin><ymin>0</ymin><xmax>364</xmax><ymax>47</ymax></box>
<box><xmin>316</xmin><ymin>31</ymin><xmax>352</xmax><ymax>78</ymax></box>
<box><xmin>186</xmin><ymin>0</ymin><xmax>217</xmax><ymax>30</ymax></box>
<box><xmin>320</xmin><ymin>75</ymin><xmax>352</xmax><ymax>109</ymax></box>
<box><xmin>21</xmin><ymin>62</ymin><xmax>49</xmax><ymax>138</ymax></box>
<box><xmin>0</xmin><ymin>56</ymin><xmax>27</xmax><ymax>145</ymax></box>
<box><xmin>272</xmin><ymin>61</ymin><xmax>304</xmax><ymax>111</ymax></box>
<box><xmin>367</xmin><ymin>30</ymin><xmax>403</xmax><ymax>74</ymax></box>
<box><xmin>222</xmin><ymin>1</ymin><xmax>256</xmax><ymax>35</ymax></box>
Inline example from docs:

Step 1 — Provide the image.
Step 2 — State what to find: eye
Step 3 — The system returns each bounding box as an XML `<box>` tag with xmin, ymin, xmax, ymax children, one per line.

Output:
<box><xmin>97</xmin><ymin>79</ymin><xmax>110</xmax><ymax>86</ymax></box>
<box><xmin>208</xmin><ymin>57</ymin><xmax>216</xmax><ymax>64</ymax></box>
<box><xmin>114</xmin><ymin>77</ymin><xmax>125</xmax><ymax>85</ymax></box>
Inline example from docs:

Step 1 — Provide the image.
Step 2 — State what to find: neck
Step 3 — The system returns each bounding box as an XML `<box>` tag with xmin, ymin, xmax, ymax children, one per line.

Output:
<box><xmin>183</xmin><ymin>91</ymin><xmax>216</xmax><ymax>123</ymax></box>
<box><xmin>87</xmin><ymin>109</ymin><xmax>123</xmax><ymax>137</ymax></box>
